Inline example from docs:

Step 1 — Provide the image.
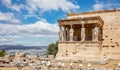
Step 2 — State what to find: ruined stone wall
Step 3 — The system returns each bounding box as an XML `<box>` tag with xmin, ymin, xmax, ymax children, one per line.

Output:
<box><xmin>56</xmin><ymin>42</ymin><xmax>101</xmax><ymax>61</ymax></box>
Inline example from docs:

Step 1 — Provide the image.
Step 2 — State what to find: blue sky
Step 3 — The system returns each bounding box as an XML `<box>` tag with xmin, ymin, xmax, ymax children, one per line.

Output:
<box><xmin>0</xmin><ymin>0</ymin><xmax>120</xmax><ymax>46</ymax></box>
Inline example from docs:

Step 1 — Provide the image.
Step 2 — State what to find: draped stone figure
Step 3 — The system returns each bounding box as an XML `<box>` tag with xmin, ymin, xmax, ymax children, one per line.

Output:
<box><xmin>81</xmin><ymin>28</ymin><xmax>85</xmax><ymax>41</ymax></box>
<box><xmin>63</xmin><ymin>27</ymin><xmax>67</xmax><ymax>41</ymax></box>
<box><xmin>70</xmin><ymin>27</ymin><xmax>74</xmax><ymax>41</ymax></box>
<box><xmin>66</xmin><ymin>28</ymin><xmax>70</xmax><ymax>41</ymax></box>
<box><xmin>81</xmin><ymin>23</ymin><xmax>85</xmax><ymax>41</ymax></box>
<box><xmin>94</xmin><ymin>27</ymin><xmax>99</xmax><ymax>41</ymax></box>
<box><xmin>59</xmin><ymin>27</ymin><xmax>63</xmax><ymax>41</ymax></box>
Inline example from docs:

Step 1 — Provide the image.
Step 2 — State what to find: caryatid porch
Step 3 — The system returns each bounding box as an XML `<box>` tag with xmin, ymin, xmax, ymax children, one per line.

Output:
<box><xmin>58</xmin><ymin>16</ymin><xmax>103</xmax><ymax>42</ymax></box>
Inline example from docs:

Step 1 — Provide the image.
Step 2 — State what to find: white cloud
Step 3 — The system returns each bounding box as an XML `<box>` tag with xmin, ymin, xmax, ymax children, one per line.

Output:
<box><xmin>0</xmin><ymin>37</ymin><xmax>10</xmax><ymax>42</ymax></box>
<box><xmin>0</xmin><ymin>36</ymin><xmax>14</xmax><ymax>42</ymax></box>
<box><xmin>0</xmin><ymin>20</ymin><xmax>58</xmax><ymax>37</ymax></box>
<box><xmin>93</xmin><ymin>0</ymin><xmax>120</xmax><ymax>10</ymax></box>
<box><xmin>1</xmin><ymin>0</ymin><xmax>24</xmax><ymax>12</ymax></box>
<box><xmin>26</xmin><ymin>0</ymin><xmax>80</xmax><ymax>14</ymax></box>
<box><xmin>0</xmin><ymin>11</ymin><xmax>21</xmax><ymax>24</ymax></box>
<box><xmin>93</xmin><ymin>3</ymin><xmax>103</xmax><ymax>10</ymax></box>
<box><xmin>2</xmin><ymin>0</ymin><xmax>11</xmax><ymax>5</ymax></box>
<box><xmin>17</xmin><ymin>19</ymin><xmax>58</xmax><ymax>36</ymax></box>
<box><xmin>0</xmin><ymin>20</ymin><xmax>59</xmax><ymax>46</ymax></box>
<box><xmin>24</xmin><ymin>14</ymin><xmax>42</xmax><ymax>20</ymax></box>
<box><xmin>1</xmin><ymin>0</ymin><xmax>79</xmax><ymax>13</ymax></box>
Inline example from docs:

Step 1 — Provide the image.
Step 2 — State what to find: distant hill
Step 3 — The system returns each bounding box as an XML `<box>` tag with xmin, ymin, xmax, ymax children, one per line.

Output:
<box><xmin>0</xmin><ymin>45</ymin><xmax>48</xmax><ymax>50</ymax></box>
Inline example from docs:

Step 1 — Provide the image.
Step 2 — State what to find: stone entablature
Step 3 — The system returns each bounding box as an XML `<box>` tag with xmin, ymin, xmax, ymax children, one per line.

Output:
<box><xmin>67</xmin><ymin>9</ymin><xmax>120</xmax><ymax>16</ymax></box>
<box><xmin>58</xmin><ymin>16</ymin><xmax>103</xmax><ymax>26</ymax></box>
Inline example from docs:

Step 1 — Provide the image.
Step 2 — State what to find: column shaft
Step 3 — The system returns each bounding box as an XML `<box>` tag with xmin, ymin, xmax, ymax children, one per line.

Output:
<box><xmin>66</xmin><ymin>28</ymin><xmax>70</xmax><ymax>41</ymax></box>
<box><xmin>93</xmin><ymin>27</ymin><xmax>99</xmax><ymax>41</ymax></box>
<box><xmin>81</xmin><ymin>24</ymin><xmax>85</xmax><ymax>41</ymax></box>
<box><xmin>63</xmin><ymin>27</ymin><xmax>67</xmax><ymax>41</ymax></box>
<box><xmin>59</xmin><ymin>26</ymin><xmax>63</xmax><ymax>41</ymax></box>
<box><xmin>81</xmin><ymin>28</ymin><xmax>85</xmax><ymax>41</ymax></box>
<box><xmin>70</xmin><ymin>26</ymin><xmax>74</xmax><ymax>41</ymax></box>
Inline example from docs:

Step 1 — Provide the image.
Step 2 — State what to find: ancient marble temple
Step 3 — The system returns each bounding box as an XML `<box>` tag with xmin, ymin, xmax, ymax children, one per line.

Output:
<box><xmin>56</xmin><ymin>9</ymin><xmax>120</xmax><ymax>62</ymax></box>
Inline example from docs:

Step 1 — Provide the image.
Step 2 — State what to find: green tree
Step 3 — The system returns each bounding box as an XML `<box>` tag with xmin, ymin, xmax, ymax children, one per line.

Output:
<box><xmin>47</xmin><ymin>41</ymin><xmax>58</xmax><ymax>57</ymax></box>
<box><xmin>0</xmin><ymin>49</ymin><xmax>6</xmax><ymax>57</ymax></box>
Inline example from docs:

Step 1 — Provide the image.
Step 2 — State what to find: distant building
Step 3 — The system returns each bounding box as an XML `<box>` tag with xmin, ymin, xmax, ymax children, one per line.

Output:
<box><xmin>56</xmin><ymin>9</ymin><xmax>120</xmax><ymax>62</ymax></box>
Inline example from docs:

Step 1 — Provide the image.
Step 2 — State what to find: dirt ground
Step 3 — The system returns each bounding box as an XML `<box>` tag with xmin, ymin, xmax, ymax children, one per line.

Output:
<box><xmin>0</xmin><ymin>67</ymin><xmax>18</xmax><ymax>70</ymax></box>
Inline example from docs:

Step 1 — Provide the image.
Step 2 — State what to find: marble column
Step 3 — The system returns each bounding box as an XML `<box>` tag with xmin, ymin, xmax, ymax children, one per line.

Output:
<box><xmin>66</xmin><ymin>28</ymin><xmax>70</xmax><ymax>41</ymax></box>
<box><xmin>81</xmin><ymin>24</ymin><xmax>85</xmax><ymax>41</ymax></box>
<box><xmin>59</xmin><ymin>26</ymin><xmax>63</xmax><ymax>42</ymax></box>
<box><xmin>93</xmin><ymin>26</ymin><xmax>99</xmax><ymax>41</ymax></box>
<box><xmin>70</xmin><ymin>25</ymin><xmax>74</xmax><ymax>41</ymax></box>
<box><xmin>63</xmin><ymin>27</ymin><xmax>67</xmax><ymax>41</ymax></box>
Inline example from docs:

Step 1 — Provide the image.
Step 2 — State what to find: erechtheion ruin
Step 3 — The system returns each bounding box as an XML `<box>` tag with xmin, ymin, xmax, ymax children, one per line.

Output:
<box><xmin>56</xmin><ymin>9</ymin><xmax>120</xmax><ymax>62</ymax></box>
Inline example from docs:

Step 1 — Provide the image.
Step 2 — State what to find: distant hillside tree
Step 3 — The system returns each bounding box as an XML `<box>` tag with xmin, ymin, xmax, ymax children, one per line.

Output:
<box><xmin>47</xmin><ymin>41</ymin><xmax>58</xmax><ymax>57</ymax></box>
<box><xmin>0</xmin><ymin>49</ymin><xmax>6</xmax><ymax>57</ymax></box>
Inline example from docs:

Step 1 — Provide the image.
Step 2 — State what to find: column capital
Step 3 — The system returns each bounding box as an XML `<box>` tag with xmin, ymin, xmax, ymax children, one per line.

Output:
<box><xmin>81</xmin><ymin>27</ymin><xmax>85</xmax><ymax>30</ymax></box>
<box><xmin>59</xmin><ymin>26</ymin><xmax>62</xmax><ymax>29</ymax></box>
<box><xmin>70</xmin><ymin>25</ymin><xmax>73</xmax><ymax>28</ymax></box>
<box><xmin>81</xmin><ymin>23</ymin><xmax>85</xmax><ymax>28</ymax></box>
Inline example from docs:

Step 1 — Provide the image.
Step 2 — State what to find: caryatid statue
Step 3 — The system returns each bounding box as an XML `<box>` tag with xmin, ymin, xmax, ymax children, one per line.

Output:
<box><xmin>70</xmin><ymin>26</ymin><xmax>74</xmax><ymax>41</ymax></box>
<box><xmin>81</xmin><ymin>28</ymin><xmax>85</xmax><ymax>41</ymax></box>
<box><xmin>59</xmin><ymin>26</ymin><xmax>63</xmax><ymax>41</ymax></box>
<box><xmin>66</xmin><ymin>28</ymin><xmax>70</xmax><ymax>41</ymax></box>
<box><xmin>94</xmin><ymin>26</ymin><xmax>99</xmax><ymax>41</ymax></box>
<box><xmin>81</xmin><ymin>23</ymin><xmax>85</xmax><ymax>41</ymax></box>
